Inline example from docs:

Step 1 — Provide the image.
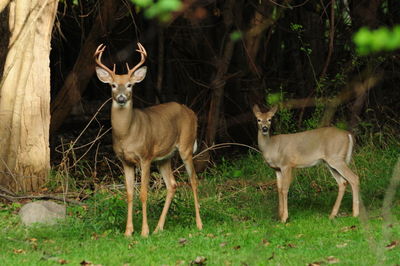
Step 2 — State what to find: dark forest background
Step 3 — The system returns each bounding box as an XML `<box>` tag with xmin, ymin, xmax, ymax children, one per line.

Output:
<box><xmin>37</xmin><ymin>0</ymin><xmax>399</xmax><ymax>176</ymax></box>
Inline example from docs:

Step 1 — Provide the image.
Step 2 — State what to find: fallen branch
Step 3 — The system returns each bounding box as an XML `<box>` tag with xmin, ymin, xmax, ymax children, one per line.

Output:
<box><xmin>0</xmin><ymin>193</ymin><xmax>84</xmax><ymax>205</ymax></box>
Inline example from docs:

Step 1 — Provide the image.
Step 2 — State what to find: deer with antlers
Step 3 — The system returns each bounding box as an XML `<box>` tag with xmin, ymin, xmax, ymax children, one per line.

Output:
<box><xmin>94</xmin><ymin>43</ymin><xmax>203</xmax><ymax>237</ymax></box>
<box><xmin>253</xmin><ymin>105</ymin><xmax>360</xmax><ymax>223</ymax></box>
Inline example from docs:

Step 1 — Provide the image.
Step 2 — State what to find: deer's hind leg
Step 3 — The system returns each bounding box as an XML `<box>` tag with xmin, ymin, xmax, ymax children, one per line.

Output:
<box><xmin>178</xmin><ymin>145</ymin><xmax>203</xmax><ymax>230</ymax></box>
<box><xmin>154</xmin><ymin>159</ymin><xmax>177</xmax><ymax>233</ymax></box>
<box><xmin>326</xmin><ymin>165</ymin><xmax>347</xmax><ymax>219</ymax></box>
<box><xmin>326</xmin><ymin>160</ymin><xmax>360</xmax><ymax>217</ymax></box>
<box><xmin>139</xmin><ymin>160</ymin><xmax>151</xmax><ymax>237</ymax></box>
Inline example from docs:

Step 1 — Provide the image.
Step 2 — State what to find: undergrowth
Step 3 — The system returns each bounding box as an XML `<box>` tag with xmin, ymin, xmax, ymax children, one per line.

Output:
<box><xmin>0</xmin><ymin>139</ymin><xmax>399</xmax><ymax>265</ymax></box>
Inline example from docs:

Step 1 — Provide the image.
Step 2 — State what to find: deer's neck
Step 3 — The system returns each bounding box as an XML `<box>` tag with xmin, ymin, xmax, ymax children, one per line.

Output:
<box><xmin>111</xmin><ymin>101</ymin><xmax>136</xmax><ymax>138</ymax></box>
<box><xmin>258</xmin><ymin>130</ymin><xmax>273</xmax><ymax>152</ymax></box>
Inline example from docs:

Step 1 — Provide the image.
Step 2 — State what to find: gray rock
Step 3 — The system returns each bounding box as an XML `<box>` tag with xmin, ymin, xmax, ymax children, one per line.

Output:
<box><xmin>19</xmin><ymin>201</ymin><xmax>66</xmax><ymax>226</ymax></box>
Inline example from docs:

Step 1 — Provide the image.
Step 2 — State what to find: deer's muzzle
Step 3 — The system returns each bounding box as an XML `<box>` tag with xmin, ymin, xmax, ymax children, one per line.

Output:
<box><xmin>261</xmin><ymin>126</ymin><xmax>269</xmax><ymax>135</ymax></box>
<box><xmin>116</xmin><ymin>94</ymin><xmax>128</xmax><ymax>105</ymax></box>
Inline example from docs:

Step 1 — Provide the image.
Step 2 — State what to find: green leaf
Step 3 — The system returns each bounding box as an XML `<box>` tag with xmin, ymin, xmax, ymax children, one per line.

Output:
<box><xmin>131</xmin><ymin>0</ymin><xmax>153</xmax><ymax>8</ymax></box>
<box><xmin>353</xmin><ymin>25</ymin><xmax>400</xmax><ymax>55</ymax></box>
<box><xmin>157</xmin><ymin>0</ymin><xmax>182</xmax><ymax>12</ymax></box>
<box><xmin>232</xmin><ymin>169</ymin><xmax>243</xmax><ymax>178</ymax></box>
<box><xmin>230</xmin><ymin>31</ymin><xmax>242</xmax><ymax>41</ymax></box>
<box><xmin>267</xmin><ymin>93</ymin><xmax>283</xmax><ymax>105</ymax></box>
<box><xmin>144</xmin><ymin>5</ymin><xmax>159</xmax><ymax>18</ymax></box>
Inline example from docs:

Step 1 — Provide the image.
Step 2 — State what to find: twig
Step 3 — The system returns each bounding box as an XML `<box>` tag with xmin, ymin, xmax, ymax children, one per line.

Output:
<box><xmin>173</xmin><ymin>142</ymin><xmax>261</xmax><ymax>174</ymax></box>
<box><xmin>320</xmin><ymin>0</ymin><xmax>335</xmax><ymax>78</ymax></box>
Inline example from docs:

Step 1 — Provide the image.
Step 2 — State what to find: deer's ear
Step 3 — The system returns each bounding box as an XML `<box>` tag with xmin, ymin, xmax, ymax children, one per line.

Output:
<box><xmin>252</xmin><ymin>104</ymin><xmax>261</xmax><ymax>116</ymax></box>
<box><xmin>269</xmin><ymin>105</ymin><xmax>278</xmax><ymax>116</ymax></box>
<box><xmin>96</xmin><ymin>67</ymin><xmax>113</xmax><ymax>84</ymax></box>
<box><xmin>130</xmin><ymin>66</ymin><xmax>147</xmax><ymax>83</ymax></box>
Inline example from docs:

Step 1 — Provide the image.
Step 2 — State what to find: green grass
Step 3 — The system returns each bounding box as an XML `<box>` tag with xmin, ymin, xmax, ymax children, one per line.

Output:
<box><xmin>0</xmin><ymin>143</ymin><xmax>399</xmax><ymax>265</ymax></box>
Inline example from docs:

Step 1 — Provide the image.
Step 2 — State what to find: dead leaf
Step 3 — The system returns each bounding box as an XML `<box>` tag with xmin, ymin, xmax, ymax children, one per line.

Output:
<box><xmin>287</xmin><ymin>243</ymin><xmax>296</xmax><ymax>248</ymax></box>
<box><xmin>326</xmin><ymin>256</ymin><xmax>340</xmax><ymax>264</ymax></box>
<box><xmin>191</xmin><ymin>256</ymin><xmax>207</xmax><ymax>265</ymax></box>
<box><xmin>219</xmin><ymin>242</ymin><xmax>227</xmax><ymax>247</ymax></box>
<box><xmin>261</xmin><ymin>239</ymin><xmax>270</xmax><ymax>246</ymax></box>
<box><xmin>58</xmin><ymin>259</ymin><xmax>68</xmax><ymax>264</ymax></box>
<box><xmin>311</xmin><ymin>180</ymin><xmax>322</xmax><ymax>192</ymax></box>
<box><xmin>308</xmin><ymin>261</ymin><xmax>323</xmax><ymax>266</ymax></box>
<box><xmin>13</xmin><ymin>249</ymin><xmax>26</xmax><ymax>254</ymax></box>
<box><xmin>296</xmin><ymin>234</ymin><xmax>304</xmax><ymax>238</ymax></box>
<box><xmin>175</xmin><ymin>260</ymin><xmax>185</xmax><ymax>265</ymax></box>
<box><xmin>340</xmin><ymin>225</ymin><xmax>357</xmax><ymax>232</ymax></box>
<box><xmin>179</xmin><ymin>238</ymin><xmax>188</xmax><ymax>245</ymax></box>
<box><xmin>386</xmin><ymin>240</ymin><xmax>399</xmax><ymax>250</ymax></box>
<box><xmin>206</xmin><ymin>233</ymin><xmax>215</xmax><ymax>238</ymax></box>
<box><xmin>233</xmin><ymin>245</ymin><xmax>241</xmax><ymax>250</ymax></box>
<box><xmin>336</xmin><ymin>243</ymin><xmax>348</xmax><ymax>248</ymax></box>
<box><xmin>128</xmin><ymin>241</ymin><xmax>138</xmax><ymax>249</ymax></box>
<box><xmin>80</xmin><ymin>260</ymin><xmax>92</xmax><ymax>266</ymax></box>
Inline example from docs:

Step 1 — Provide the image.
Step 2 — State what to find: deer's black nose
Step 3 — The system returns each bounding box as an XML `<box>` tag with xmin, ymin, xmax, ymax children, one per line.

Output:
<box><xmin>262</xmin><ymin>126</ymin><xmax>269</xmax><ymax>133</ymax></box>
<box><xmin>116</xmin><ymin>94</ymin><xmax>127</xmax><ymax>104</ymax></box>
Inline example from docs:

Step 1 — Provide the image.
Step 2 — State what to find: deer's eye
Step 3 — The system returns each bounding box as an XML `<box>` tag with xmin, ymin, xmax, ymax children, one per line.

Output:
<box><xmin>111</xmin><ymin>84</ymin><xmax>117</xmax><ymax>89</ymax></box>
<box><xmin>267</xmin><ymin>119</ymin><xmax>271</xmax><ymax>122</ymax></box>
<box><xmin>127</xmin><ymin>84</ymin><xmax>132</xmax><ymax>88</ymax></box>
<box><xmin>257</xmin><ymin>119</ymin><xmax>261</xmax><ymax>122</ymax></box>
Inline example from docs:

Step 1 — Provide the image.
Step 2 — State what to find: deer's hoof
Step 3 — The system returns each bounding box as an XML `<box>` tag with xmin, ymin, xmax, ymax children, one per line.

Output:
<box><xmin>153</xmin><ymin>226</ymin><xmax>163</xmax><ymax>234</ymax></box>
<box><xmin>124</xmin><ymin>231</ymin><xmax>133</xmax><ymax>237</ymax></box>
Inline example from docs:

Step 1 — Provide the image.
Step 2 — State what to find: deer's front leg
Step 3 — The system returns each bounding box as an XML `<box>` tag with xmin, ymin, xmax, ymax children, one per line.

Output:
<box><xmin>280</xmin><ymin>167</ymin><xmax>293</xmax><ymax>223</ymax></box>
<box><xmin>123</xmin><ymin>163</ymin><xmax>135</xmax><ymax>237</ymax></box>
<box><xmin>275</xmin><ymin>170</ymin><xmax>283</xmax><ymax>221</ymax></box>
<box><xmin>140</xmin><ymin>160</ymin><xmax>151</xmax><ymax>237</ymax></box>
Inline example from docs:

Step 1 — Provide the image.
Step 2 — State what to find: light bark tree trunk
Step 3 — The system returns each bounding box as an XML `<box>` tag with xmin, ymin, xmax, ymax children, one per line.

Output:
<box><xmin>0</xmin><ymin>0</ymin><xmax>58</xmax><ymax>192</ymax></box>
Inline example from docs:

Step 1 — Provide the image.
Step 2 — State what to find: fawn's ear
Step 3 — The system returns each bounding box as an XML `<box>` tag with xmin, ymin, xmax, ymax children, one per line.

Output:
<box><xmin>252</xmin><ymin>104</ymin><xmax>261</xmax><ymax>117</ymax></box>
<box><xmin>130</xmin><ymin>66</ymin><xmax>147</xmax><ymax>83</ymax></box>
<box><xmin>96</xmin><ymin>67</ymin><xmax>114</xmax><ymax>84</ymax></box>
<box><xmin>268</xmin><ymin>105</ymin><xmax>278</xmax><ymax>116</ymax></box>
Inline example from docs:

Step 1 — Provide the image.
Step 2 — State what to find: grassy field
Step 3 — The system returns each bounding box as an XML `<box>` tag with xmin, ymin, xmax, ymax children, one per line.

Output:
<box><xmin>0</xmin><ymin>142</ymin><xmax>399</xmax><ymax>265</ymax></box>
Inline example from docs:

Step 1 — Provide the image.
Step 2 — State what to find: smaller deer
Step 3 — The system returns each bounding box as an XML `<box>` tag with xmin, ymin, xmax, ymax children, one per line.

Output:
<box><xmin>253</xmin><ymin>105</ymin><xmax>360</xmax><ymax>222</ymax></box>
<box><xmin>94</xmin><ymin>43</ymin><xmax>203</xmax><ymax>237</ymax></box>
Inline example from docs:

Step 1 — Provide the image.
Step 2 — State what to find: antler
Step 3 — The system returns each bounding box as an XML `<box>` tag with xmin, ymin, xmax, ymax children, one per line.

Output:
<box><xmin>126</xmin><ymin>42</ymin><xmax>147</xmax><ymax>76</ymax></box>
<box><xmin>94</xmin><ymin>44</ymin><xmax>116</xmax><ymax>77</ymax></box>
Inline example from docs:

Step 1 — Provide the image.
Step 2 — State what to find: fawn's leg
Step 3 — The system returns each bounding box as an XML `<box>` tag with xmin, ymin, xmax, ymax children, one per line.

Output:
<box><xmin>154</xmin><ymin>159</ymin><xmax>177</xmax><ymax>233</ymax></box>
<box><xmin>275</xmin><ymin>170</ymin><xmax>284</xmax><ymax>220</ymax></box>
<box><xmin>328</xmin><ymin>160</ymin><xmax>360</xmax><ymax>217</ymax></box>
<box><xmin>280</xmin><ymin>167</ymin><xmax>293</xmax><ymax>223</ymax></box>
<box><xmin>326</xmin><ymin>165</ymin><xmax>347</xmax><ymax>219</ymax></box>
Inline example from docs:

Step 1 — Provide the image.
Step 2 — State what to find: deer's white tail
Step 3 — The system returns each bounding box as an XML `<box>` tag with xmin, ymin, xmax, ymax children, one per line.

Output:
<box><xmin>193</xmin><ymin>140</ymin><xmax>198</xmax><ymax>154</ymax></box>
<box><xmin>346</xmin><ymin>134</ymin><xmax>354</xmax><ymax>164</ymax></box>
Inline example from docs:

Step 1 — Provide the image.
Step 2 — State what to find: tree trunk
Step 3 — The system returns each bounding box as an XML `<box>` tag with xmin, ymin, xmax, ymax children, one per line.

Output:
<box><xmin>50</xmin><ymin>0</ymin><xmax>122</xmax><ymax>133</ymax></box>
<box><xmin>0</xmin><ymin>0</ymin><xmax>58</xmax><ymax>192</ymax></box>
<box><xmin>204</xmin><ymin>0</ymin><xmax>236</xmax><ymax>147</ymax></box>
